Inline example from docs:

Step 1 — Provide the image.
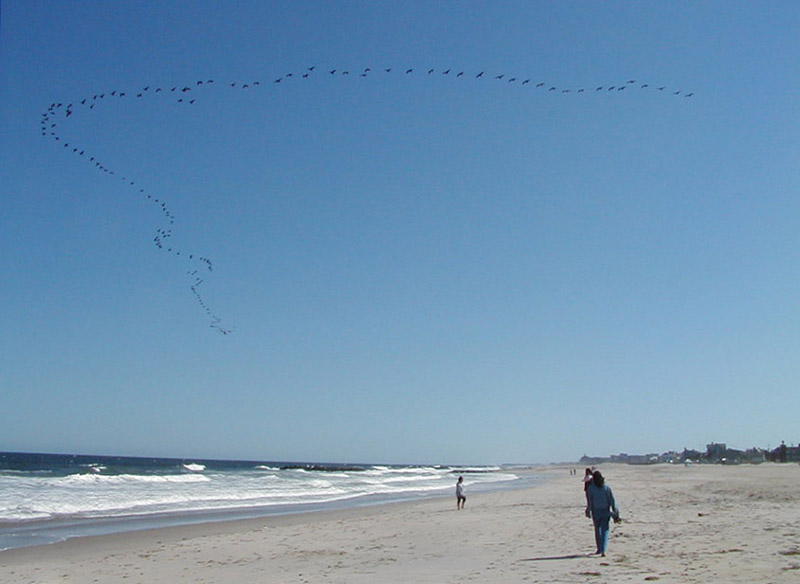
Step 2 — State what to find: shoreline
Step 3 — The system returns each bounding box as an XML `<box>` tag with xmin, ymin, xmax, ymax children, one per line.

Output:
<box><xmin>1</xmin><ymin>493</ymin><xmax>443</xmax><ymax>561</ymax></box>
<box><xmin>0</xmin><ymin>467</ymin><xmax>544</xmax><ymax>553</ymax></box>
<box><xmin>3</xmin><ymin>463</ymin><xmax>799</xmax><ymax>583</ymax></box>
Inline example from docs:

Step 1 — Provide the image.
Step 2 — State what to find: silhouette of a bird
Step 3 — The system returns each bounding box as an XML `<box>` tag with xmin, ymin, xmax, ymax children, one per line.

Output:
<box><xmin>43</xmin><ymin>63</ymin><xmax>693</xmax><ymax>337</ymax></box>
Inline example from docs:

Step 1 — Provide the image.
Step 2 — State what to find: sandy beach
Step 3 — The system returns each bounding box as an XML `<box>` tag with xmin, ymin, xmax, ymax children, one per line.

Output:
<box><xmin>2</xmin><ymin>463</ymin><xmax>799</xmax><ymax>583</ymax></box>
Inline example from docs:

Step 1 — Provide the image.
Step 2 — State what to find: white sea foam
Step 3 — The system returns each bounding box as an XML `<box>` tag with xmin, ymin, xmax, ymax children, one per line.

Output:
<box><xmin>55</xmin><ymin>473</ymin><xmax>211</xmax><ymax>486</ymax></box>
<box><xmin>0</xmin><ymin>464</ymin><xmax>525</xmax><ymax>530</ymax></box>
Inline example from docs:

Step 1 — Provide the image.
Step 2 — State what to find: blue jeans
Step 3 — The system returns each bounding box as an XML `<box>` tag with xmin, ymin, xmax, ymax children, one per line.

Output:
<box><xmin>593</xmin><ymin>516</ymin><xmax>610</xmax><ymax>554</ymax></box>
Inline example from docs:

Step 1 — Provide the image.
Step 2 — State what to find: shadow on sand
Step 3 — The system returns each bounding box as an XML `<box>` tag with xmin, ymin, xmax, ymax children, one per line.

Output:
<box><xmin>520</xmin><ymin>553</ymin><xmax>591</xmax><ymax>562</ymax></box>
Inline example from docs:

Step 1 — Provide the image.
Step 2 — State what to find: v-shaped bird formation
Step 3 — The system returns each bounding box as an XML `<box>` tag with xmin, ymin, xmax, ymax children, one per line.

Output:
<box><xmin>41</xmin><ymin>65</ymin><xmax>694</xmax><ymax>334</ymax></box>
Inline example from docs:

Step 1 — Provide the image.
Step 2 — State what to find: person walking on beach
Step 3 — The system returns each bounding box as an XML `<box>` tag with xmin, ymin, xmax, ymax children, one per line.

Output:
<box><xmin>584</xmin><ymin>470</ymin><xmax>620</xmax><ymax>556</ymax></box>
<box><xmin>456</xmin><ymin>476</ymin><xmax>466</xmax><ymax>509</ymax></box>
<box><xmin>583</xmin><ymin>467</ymin><xmax>594</xmax><ymax>492</ymax></box>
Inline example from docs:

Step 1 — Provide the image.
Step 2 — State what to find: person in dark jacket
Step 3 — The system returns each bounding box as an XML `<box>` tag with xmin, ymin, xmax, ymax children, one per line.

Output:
<box><xmin>584</xmin><ymin>470</ymin><xmax>620</xmax><ymax>556</ymax></box>
<box><xmin>583</xmin><ymin>467</ymin><xmax>594</xmax><ymax>491</ymax></box>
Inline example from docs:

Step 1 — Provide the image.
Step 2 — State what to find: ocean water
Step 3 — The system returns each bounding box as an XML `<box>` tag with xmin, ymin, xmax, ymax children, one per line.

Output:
<box><xmin>0</xmin><ymin>452</ymin><xmax>536</xmax><ymax>551</ymax></box>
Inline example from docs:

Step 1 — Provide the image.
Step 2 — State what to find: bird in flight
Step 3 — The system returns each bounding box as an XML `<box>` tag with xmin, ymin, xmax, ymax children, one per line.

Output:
<box><xmin>41</xmin><ymin>62</ymin><xmax>693</xmax><ymax>335</ymax></box>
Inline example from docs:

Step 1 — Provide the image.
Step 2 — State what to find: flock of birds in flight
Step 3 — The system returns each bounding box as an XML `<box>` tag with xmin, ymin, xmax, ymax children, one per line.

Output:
<box><xmin>41</xmin><ymin>65</ymin><xmax>693</xmax><ymax>335</ymax></box>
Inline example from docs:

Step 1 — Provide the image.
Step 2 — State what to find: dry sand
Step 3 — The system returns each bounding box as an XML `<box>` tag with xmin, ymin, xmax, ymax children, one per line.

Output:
<box><xmin>2</xmin><ymin>462</ymin><xmax>799</xmax><ymax>583</ymax></box>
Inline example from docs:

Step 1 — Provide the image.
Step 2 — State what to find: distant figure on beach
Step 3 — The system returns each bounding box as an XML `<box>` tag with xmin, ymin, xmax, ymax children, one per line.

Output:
<box><xmin>583</xmin><ymin>467</ymin><xmax>593</xmax><ymax>491</ymax></box>
<box><xmin>456</xmin><ymin>476</ymin><xmax>466</xmax><ymax>509</ymax></box>
<box><xmin>585</xmin><ymin>470</ymin><xmax>620</xmax><ymax>557</ymax></box>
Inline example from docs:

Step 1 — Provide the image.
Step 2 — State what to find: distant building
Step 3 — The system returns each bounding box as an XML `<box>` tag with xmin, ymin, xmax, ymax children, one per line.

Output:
<box><xmin>577</xmin><ymin>441</ymin><xmax>782</xmax><ymax>466</ymax></box>
<box><xmin>706</xmin><ymin>442</ymin><xmax>727</xmax><ymax>461</ymax></box>
<box><xmin>681</xmin><ymin>448</ymin><xmax>703</xmax><ymax>462</ymax></box>
<box><xmin>769</xmin><ymin>441</ymin><xmax>800</xmax><ymax>463</ymax></box>
<box><xmin>743</xmin><ymin>447</ymin><xmax>766</xmax><ymax>462</ymax></box>
<box><xmin>579</xmin><ymin>454</ymin><xmax>610</xmax><ymax>466</ymax></box>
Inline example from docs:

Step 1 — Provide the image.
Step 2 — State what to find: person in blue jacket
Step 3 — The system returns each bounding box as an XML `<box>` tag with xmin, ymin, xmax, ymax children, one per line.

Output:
<box><xmin>584</xmin><ymin>470</ymin><xmax>621</xmax><ymax>556</ymax></box>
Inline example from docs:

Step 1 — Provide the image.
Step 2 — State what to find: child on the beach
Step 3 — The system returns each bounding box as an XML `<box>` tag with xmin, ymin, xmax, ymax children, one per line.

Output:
<box><xmin>456</xmin><ymin>476</ymin><xmax>466</xmax><ymax>509</ymax></box>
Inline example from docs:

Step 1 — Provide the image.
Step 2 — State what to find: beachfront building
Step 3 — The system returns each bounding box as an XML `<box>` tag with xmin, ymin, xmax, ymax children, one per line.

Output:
<box><xmin>704</xmin><ymin>443</ymin><xmax>767</xmax><ymax>463</ymax></box>
<box><xmin>768</xmin><ymin>441</ymin><xmax>800</xmax><ymax>463</ymax></box>
<box><xmin>580</xmin><ymin>444</ymin><xmax>769</xmax><ymax>466</ymax></box>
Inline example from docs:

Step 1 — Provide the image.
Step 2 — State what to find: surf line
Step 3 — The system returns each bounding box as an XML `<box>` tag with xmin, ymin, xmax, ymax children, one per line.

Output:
<box><xmin>41</xmin><ymin>66</ymin><xmax>694</xmax><ymax>334</ymax></box>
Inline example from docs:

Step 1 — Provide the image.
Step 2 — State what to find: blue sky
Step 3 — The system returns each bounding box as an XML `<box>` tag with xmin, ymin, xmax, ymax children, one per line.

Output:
<box><xmin>1</xmin><ymin>1</ymin><xmax>798</xmax><ymax>464</ymax></box>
